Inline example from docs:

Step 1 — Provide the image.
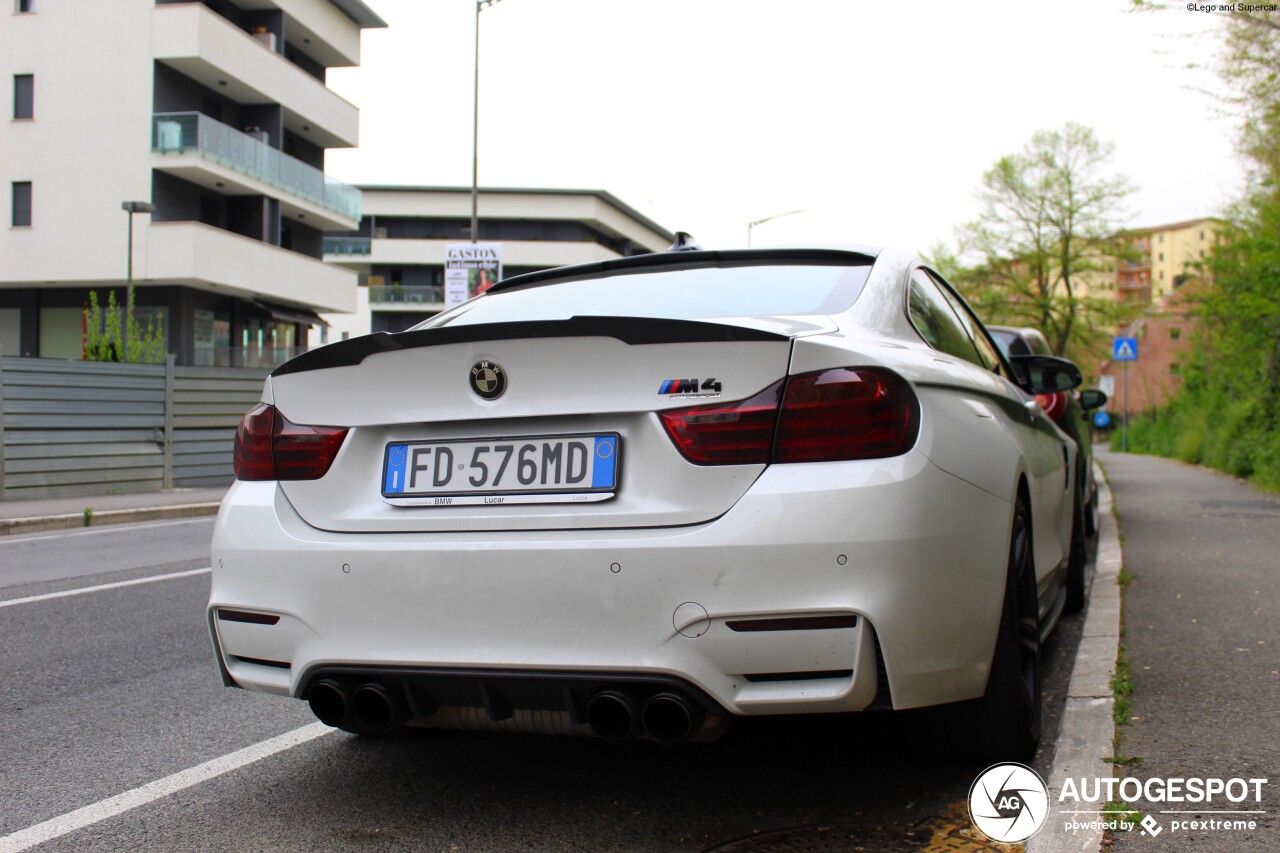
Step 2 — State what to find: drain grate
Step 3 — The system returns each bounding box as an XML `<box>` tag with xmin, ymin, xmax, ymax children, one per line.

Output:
<box><xmin>701</xmin><ymin>803</ymin><xmax>1024</xmax><ymax>852</ymax></box>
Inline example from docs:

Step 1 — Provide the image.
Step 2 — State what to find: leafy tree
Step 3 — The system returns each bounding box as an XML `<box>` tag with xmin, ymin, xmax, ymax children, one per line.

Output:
<box><xmin>1217</xmin><ymin>9</ymin><xmax>1280</xmax><ymax>185</ymax></box>
<box><xmin>947</xmin><ymin>123</ymin><xmax>1136</xmax><ymax>360</ymax></box>
<box><xmin>1118</xmin><ymin>8</ymin><xmax>1280</xmax><ymax>486</ymax></box>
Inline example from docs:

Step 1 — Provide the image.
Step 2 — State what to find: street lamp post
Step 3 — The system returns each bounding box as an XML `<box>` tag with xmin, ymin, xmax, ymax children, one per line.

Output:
<box><xmin>747</xmin><ymin>209</ymin><xmax>806</xmax><ymax>247</ymax></box>
<box><xmin>121</xmin><ymin>200</ymin><xmax>154</xmax><ymax>362</ymax></box>
<box><xmin>472</xmin><ymin>0</ymin><xmax>504</xmax><ymax>244</ymax></box>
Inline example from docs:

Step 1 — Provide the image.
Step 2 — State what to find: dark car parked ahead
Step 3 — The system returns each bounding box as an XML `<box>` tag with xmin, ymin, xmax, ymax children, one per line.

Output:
<box><xmin>989</xmin><ymin>326</ymin><xmax>1107</xmax><ymax>612</ymax></box>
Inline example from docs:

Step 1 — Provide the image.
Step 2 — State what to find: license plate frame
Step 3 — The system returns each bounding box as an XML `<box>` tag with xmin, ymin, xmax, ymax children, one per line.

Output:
<box><xmin>381</xmin><ymin>433</ymin><xmax>620</xmax><ymax>506</ymax></box>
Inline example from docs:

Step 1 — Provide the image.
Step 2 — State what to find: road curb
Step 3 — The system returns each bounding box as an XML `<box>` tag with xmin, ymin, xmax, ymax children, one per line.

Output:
<box><xmin>1027</xmin><ymin>463</ymin><xmax>1122</xmax><ymax>853</ymax></box>
<box><xmin>0</xmin><ymin>502</ymin><xmax>221</xmax><ymax>537</ymax></box>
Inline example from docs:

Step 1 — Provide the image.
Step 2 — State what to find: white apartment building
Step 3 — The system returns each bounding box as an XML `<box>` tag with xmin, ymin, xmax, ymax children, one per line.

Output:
<box><xmin>317</xmin><ymin>186</ymin><xmax>675</xmax><ymax>344</ymax></box>
<box><xmin>0</xmin><ymin>0</ymin><xmax>384</xmax><ymax>366</ymax></box>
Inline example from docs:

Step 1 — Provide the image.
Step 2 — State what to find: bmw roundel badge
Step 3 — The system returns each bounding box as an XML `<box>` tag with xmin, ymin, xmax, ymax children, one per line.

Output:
<box><xmin>469</xmin><ymin>360</ymin><xmax>506</xmax><ymax>400</ymax></box>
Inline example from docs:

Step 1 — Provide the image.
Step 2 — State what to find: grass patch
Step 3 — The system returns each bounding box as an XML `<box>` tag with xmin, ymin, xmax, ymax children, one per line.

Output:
<box><xmin>1112</xmin><ymin>651</ymin><xmax>1135</xmax><ymax>725</ymax></box>
<box><xmin>1102</xmin><ymin>801</ymin><xmax>1142</xmax><ymax>827</ymax></box>
<box><xmin>1117</xmin><ymin>567</ymin><xmax>1136</xmax><ymax>587</ymax></box>
<box><xmin>1103</xmin><ymin>754</ymin><xmax>1144</xmax><ymax>766</ymax></box>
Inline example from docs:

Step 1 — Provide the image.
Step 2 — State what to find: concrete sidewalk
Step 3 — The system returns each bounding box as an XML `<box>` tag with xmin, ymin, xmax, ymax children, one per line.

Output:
<box><xmin>1101</xmin><ymin>449</ymin><xmax>1280</xmax><ymax>851</ymax></box>
<box><xmin>0</xmin><ymin>486</ymin><xmax>227</xmax><ymax>535</ymax></box>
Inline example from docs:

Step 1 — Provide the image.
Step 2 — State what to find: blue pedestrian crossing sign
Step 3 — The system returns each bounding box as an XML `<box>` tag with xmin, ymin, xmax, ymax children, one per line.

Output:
<box><xmin>1113</xmin><ymin>337</ymin><xmax>1139</xmax><ymax>362</ymax></box>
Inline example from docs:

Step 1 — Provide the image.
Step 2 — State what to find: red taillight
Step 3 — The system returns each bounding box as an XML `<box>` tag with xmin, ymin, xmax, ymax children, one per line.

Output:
<box><xmin>1035</xmin><ymin>391</ymin><xmax>1067</xmax><ymax>422</ymax></box>
<box><xmin>659</xmin><ymin>381</ymin><xmax>783</xmax><ymax>465</ymax></box>
<box><xmin>233</xmin><ymin>403</ymin><xmax>349</xmax><ymax>481</ymax></box>
<box><xmin>660</xmin><ymin>367</ymin><xmax>919</xmax><ymax>466</ymax></box>
<box><xmin>774</xmin><ymin>368</ymin><xmax>920</xmax><ymax>462</ymax></box>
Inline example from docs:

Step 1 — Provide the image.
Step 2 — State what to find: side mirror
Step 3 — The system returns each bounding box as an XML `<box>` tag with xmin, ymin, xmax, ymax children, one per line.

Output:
<box><xmin>1079</xmin><ymin>389</ymin><xmax>1108</xmax><ymax>412</ymax></box>
<box><xmin>1009</xmin><ymin>354</ymin><xmax>1082</xmax><ymax>395</ymax></box>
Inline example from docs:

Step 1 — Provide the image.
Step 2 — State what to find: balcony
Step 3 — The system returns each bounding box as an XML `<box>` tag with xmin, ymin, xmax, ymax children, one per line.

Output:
<box><xmin>145</xmin><ymin>221</ymin><xmax>358</xmax><ymax>313</ymax></box>
<box><xmin>151</xmin><ymin>2</ymin><xmax>359</xmax><ymax>149</ymax></box>
<box><xmin>368</xmin><ymin>284</ymin><xmax>444</xmax><ymax>310</ymax></box>
<box><xmin>153</xmin><ymin>112</ymin><xmax>360</xmax><ymax>227</ymax></box>
<box><xmin>323</xmin><ymin>236</ymin><xmax>372</xmax><ymax>256</ymax></box>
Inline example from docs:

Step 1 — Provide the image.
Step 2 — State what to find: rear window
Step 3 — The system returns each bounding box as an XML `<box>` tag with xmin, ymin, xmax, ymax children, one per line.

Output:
<box><xmin>414</xmin><ymin>263</ymin><xmax>873</xmax><ymax>329</ymax></box>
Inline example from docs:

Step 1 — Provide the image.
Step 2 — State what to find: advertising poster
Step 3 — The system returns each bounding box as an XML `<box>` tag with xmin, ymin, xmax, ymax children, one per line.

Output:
<box><xmin>444</xmin><ymin>243</ymin><xmax>503</xmax><ymax>308</ymax></box>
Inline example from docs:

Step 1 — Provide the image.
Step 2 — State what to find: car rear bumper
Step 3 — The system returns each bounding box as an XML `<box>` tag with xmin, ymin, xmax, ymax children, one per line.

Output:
<box><xmin>208</xmin><ymin>449</ymin><xmax>1012</xmax><ymax>719</ymax></box>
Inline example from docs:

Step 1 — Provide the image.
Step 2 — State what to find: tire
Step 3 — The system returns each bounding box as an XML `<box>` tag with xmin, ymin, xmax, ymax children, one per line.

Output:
<box><xmin>1064</xmin><ymin>497</ymin><xmax>1087</xmax><ymax>614</ymax></box>
<box><xmin>917</xmin><ymin>499</ymin><xmax>1042</xmax><ymax>763</ymax></box>
<box><xmin>1084</xmin><ymin>482</ymin><xmax>1099</xmax><ymax>537</ymax></box>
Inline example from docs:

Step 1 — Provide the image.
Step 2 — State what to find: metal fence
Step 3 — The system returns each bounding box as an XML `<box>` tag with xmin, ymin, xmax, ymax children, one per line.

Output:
<box><xmin>0</xmin><ymin>356</ymin><xmax>268</xmax><ymax>500</ymax></box>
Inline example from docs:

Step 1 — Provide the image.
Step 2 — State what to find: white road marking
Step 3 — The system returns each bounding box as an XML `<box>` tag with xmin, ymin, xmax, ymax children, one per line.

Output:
<box><xmin>0</xmin><ymin>723</ymin><xmax>332</xmax><ymax>853</ymax></box>
<box><xmin>0</xmin><ymin>516</ymin><xmax>215</xmax><ymax>545</ymax></box>
<box><xmin>0</xmin><ymin>568</ymin><xmax>212</xmax><ymax>608</ymax></box>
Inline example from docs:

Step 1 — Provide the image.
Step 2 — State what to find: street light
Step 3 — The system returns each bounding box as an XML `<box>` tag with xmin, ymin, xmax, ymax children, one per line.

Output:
<box><xmin>121</xmin><ymin>200</ymin><xmax>154</xmax><ymax>361</ymax></box>
<box><xmin>747</xmin><ymin>208</ymin><xmax>806</xmax><ymax>247</ymax></box>
<box><xmin>471</xmin><ymin>0</ymin><xmax>505</xmax><ymax>244</ymax></box>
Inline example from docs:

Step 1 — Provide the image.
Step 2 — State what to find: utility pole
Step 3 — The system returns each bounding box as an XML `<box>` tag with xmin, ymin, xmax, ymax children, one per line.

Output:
<box><xmin>121</xmin><ymin>201</ymin><xmax>155</xmax><ymax>362</ymax></box>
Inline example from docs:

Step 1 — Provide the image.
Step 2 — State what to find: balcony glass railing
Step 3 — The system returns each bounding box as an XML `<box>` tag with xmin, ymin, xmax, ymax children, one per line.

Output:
<box><xmin>368</xmin><ymin>285</ymin><xmax>444</xmax><ymax>306</ymax></box>
<box><xmin>323</xmin><ymin>236</ymin><xmax>371</xmax><ymax>256</ymax></box>
<box><xmin>152</xmin><ymin>112</ymin><xmax>361</xmax><ymax>221</ymax></box>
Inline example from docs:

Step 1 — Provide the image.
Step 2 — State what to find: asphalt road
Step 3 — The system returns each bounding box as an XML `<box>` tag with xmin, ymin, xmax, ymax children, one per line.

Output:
<box><xmin>0</xmin><ymin>513</ymin><xmax>1091</xmax><ymax>852</ymax></box>
<box><xmin>1100</xmin><ymin>450</ymin><xmax>1279</xmax><ymax>852</ymax></box>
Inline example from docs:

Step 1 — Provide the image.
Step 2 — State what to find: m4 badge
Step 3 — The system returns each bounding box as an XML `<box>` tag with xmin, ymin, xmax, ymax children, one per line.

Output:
<box><xmin>659</xmin><ymin>378</ymin><xmax>722</xmax><ymax>395</ymax></box>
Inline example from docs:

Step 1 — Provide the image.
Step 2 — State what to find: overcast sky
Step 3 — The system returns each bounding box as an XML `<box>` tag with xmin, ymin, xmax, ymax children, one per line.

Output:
<box><xmin>324</xmin><ymin>0</ymin><xmax>1243</xmax><ymax>254</ymax></box>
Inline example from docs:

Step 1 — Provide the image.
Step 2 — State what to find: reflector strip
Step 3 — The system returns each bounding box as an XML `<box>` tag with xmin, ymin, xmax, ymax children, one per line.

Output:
<box><xmin>726</xmin><ymin>615</ymin><xmax>859</xmax><ymax>632</ymax></box>
<box><xmin>216</xmin><ymin>609</ymin><xmax>280</xmax><ymax>625</ymax></box>
<box><xmin>742</xmin><ymin>670</ymin><xmax>854</xmax><ymax>683</ymax></box>
<box><xmin>230</xmin><ymin>655</ymin><xmax>290</xmax><ymax>669</ymax></box>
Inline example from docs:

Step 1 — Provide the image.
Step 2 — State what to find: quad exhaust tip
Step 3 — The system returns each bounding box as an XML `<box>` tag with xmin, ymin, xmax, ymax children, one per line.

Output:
<box><xmin>307</xmin><ymin>679</ymin><xmax>350</xmax><ymax>728</ymax></box>
<box><xmin>585</xmin><ymin>690</ymin><xmax>640</xmax><ymax>742</ymax></box>
<box><xmin>586</xmin><ymin>689</ymin><xmax>704</xmax><ymax>745</ymax></box>
<box><xmin>642</xmin><ymin>692</ymin><xmax>703</xmax><ymax>746</ymax></box>
<box><xmin>311</xmin><ymin>679</ymin><xmax>707</xmax><ymax>743</ymax></box>
<box><xmin>351</xmin><ymin>682</ymin><xmax>409</xmax><ymax>732</ymax></box>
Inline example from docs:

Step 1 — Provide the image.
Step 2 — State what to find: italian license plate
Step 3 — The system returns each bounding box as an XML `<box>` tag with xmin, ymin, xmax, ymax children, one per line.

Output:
<box><xmin>382</xmin><ymin>433</ymin><xmax>620</xmax><ymax>506</ymax></box>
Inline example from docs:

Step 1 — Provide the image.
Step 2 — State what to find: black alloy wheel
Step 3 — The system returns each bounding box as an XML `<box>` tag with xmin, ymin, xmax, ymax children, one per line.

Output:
<box><xmin>997</xmin><ymin>500</ymin><xmax>1043</xmax><ymax>758</ymax></box>
<box><xmin>1064</xmin><ymin>494</ymin><xmax>1088</xmax><ymax>613</ymax></box>
<box><xmin>916</xmin><ymin>499</ymin><xmax>1042</xmax><ymax>762</ymax></box>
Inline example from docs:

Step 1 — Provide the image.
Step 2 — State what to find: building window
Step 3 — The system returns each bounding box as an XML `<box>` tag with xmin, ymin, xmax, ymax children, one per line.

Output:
<box><xmin>12</xmin><ymin>181</ymin><xmax>32</xmax><ymax>226</ymax></box>
<box><xmin>1158</xmin><ymin>252</ymin><xmax>1164</xmax><ymax>262</ymax></box>
<box><xmin>1170</xmin><ymin>327</ymin><xmax>1182</xmax><ymax>340</ymax></box>
<box><xmin>13</xmin><ymin>74</ymin><xmax>33</xmax><ymax>119</ymax></box>
<box><xmin>1199</xmin><ymin>249</ymin><xmax>1205</xmax><ymax>258</ymax></box>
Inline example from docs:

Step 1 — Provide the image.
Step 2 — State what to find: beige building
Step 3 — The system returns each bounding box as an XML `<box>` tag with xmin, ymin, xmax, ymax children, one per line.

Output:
<box><xmin>1114</xmin><ymin>218</ymin><xmax>1226</xmax><ymax>306</ymax></box>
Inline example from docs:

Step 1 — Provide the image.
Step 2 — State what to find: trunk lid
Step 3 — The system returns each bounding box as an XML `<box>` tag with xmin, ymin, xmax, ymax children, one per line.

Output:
<box><xmin>272</xmin><ymin>317</ymin><xmax>805</xmax><ymax>533</ymax></box>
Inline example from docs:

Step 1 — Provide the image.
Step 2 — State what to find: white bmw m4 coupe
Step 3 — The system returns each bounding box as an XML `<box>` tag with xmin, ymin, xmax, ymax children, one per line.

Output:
<box><xmin>209</xmin><ymin>242</ymin><xmax>1083</xmax><ymax>761</ymax></box>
